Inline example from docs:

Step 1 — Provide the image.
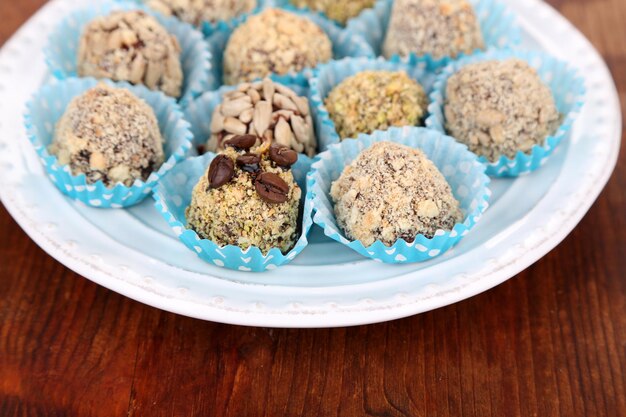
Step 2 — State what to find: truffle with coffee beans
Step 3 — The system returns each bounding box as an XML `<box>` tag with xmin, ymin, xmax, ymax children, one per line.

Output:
<box><xmin>186</xmin><ymin>137</ymin><xmax>301</xmax><ymax>254</ymax></box>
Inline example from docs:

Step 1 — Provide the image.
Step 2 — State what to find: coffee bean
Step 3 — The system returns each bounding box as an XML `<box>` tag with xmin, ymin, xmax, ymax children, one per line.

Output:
<box><xmin>224</xmin><ymin>134</ymin><xmax>257</xmax><ymax>150</ymax></box>
<box><xmin>208</xmin><ymin>154</ymin><xmax>234</xmax><ymax>189</ymax></box>
<box><xmin>255</xmin><ymin>172</ymin><xmax>289</xmax><ymax>204</ymax></box>
<box><xmin>236</xmin><ymin>153</ymin><xmax>261</xmax><ymax>173</ymax></box>
<box><xmin>269</xmin><ymin>144</ymin><xmax>298</xmax><ymax>168</ymax></box>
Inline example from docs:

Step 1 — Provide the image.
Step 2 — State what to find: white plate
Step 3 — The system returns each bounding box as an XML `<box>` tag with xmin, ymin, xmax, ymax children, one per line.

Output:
<box><xmin>0</xmin><ymin>0</ymin><xmax>620</xmax><ymax>328</ymax></box>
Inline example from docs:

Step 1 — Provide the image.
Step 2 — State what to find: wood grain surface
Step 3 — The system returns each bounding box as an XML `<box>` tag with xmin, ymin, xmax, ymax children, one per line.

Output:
<box><xmin>1</xmin><ymin>1</ymin><xmax>625</xmax><ymax>416</ymax></box>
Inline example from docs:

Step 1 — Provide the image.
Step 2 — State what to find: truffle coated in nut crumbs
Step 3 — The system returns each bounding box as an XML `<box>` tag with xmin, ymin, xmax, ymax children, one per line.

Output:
<box><xmin>324</xmin><ymin>70</ymin><xmax>428</xmax><ymax>140</ymax></box>
<box><xmin>186</xmin><ymin>144</ymin><xmax>302</xmax><ymax>254</ymax></box>
<box><xmin>207</xmin><ymin>78</ymin><xmax>317</xmax><ymax>156</ymax></box>
<box><xmin>444</xmin><ymin>59</ymin><xmax>560</xmax><ymax>161</ymax></box>
<box><xmin>48</xmin><ymin>83</ymin><xmax>164</xmax><ymax>187</ymax></box>
<box><xmin>289</xmin><ymin>0</ymin><xmax>376</xmax><ymax>25</ymax></box>
<box><xmin>145</xmin><ymin>0</ymin><xmax>257</xmax><ymax>26</ymax></box>
<box><xmin>78</xmin><ymin>10</ymin><xmax>183</xmax><ymax>98</ymax></box>
<box><xmin>383</xmin><ymin>0</ymin><xmax>484</xmax><ymax>60</ymax></box>
<box><xmin>330</xmin><ymin>142</ymin><xmax>463</xmax><ymax>247</ymax></box>
<box><xmin>222</xmin><ymin>8</ymin><xmax>332</xmax><ymax>85</ymax></box>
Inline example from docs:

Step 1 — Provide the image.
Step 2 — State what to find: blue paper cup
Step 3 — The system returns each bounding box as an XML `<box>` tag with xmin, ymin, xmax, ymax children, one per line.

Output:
<box><xmin>153</xmin><ymin>152</ymin><xmax>313</xmax><ymax>271</ymax></box>
<box><xmin>126</xmin><ymin>0</ymin><xmax>272</xmax><ymax>37</ymax></box>
<box><xmin>44</xmin><ymin>1</ymin><xmax>211</xmax><ymax>106</ymax></box>
<box><xmin>426</xmin><ymin>49</ymin><xmax>586</xmax><ymax>177</ymax></box>
<box><xmin>184</xmin><ymin>83</ymin><xmax>317</xmax><ymax>163</ymax></box>
<box><xmin>205</xmin><ymin>6</ymin><xmax>375</xmax><ymax>89</ymax></box>
<box><xmin>309</xmin><ymin>56</ymin><xmax>438</xmax><ymax>152</ymax></box>
<box><xmin>270</xmin><ymin>0</ymin><xmax>389</xmax><ymax>40</ymax></box>
<box><xmin>24</xmin><ymin>78</ymin><xmax>193</xmax><ymax>208</ymax></box>
<box><xmin>354</xmin><ymin>0</ymin><xmax>521</xmax><ymax>68</ymax></box>
<box><xmin>345</xmin><ymin>0</ymin><xmax>393</xmax><ymax>50</ymax></box>
<box><xmin>307</xmin><ymin>126</ymin><xmax>490</xmax><ymax>263</ymax></box>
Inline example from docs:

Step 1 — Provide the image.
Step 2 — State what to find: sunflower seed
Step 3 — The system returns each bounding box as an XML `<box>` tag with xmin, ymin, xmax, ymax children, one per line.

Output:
<box><xmin>239</xmin><ymin>108</ymin><xmax>253</xmax><ymax>123</ymax></box>
<box><xmin>223</xmin><ymin>90</ymin><xmax>247</xmax><ymax>100</ymax></box>
<box><xmin>221</xmin><ymin>96</ymin><xmax>252</xmax><ymax>117</ymax></box>
<box><xmin>275</xmin><ymin>83</ymin><xmax>298</xmax><ymax>99</ymax></box>
<box><xmin>206</xmin><ymin>135</ymin><xmax>219</xmax><ymax>152</ymax></box>
<box><xmin>254</xmin><ymin>100</ymin><xmax>272</xmax><ymax>136</ymax></box>
<box><xmin>290</xmin><ymin>115</ymin><xmax>309</xmax><ymax>144</ymax></box>
<box><xmin>273</xmin><ymin>93</ymin><xmax>298</xmax><ymax>112</ymax></box>
<box><xmin>237</xmin><ymin>82</ymin><xmax>251</xmax><ymax>92</ymax></box>
<box><xmin>262</xmin><ymin>78</ymin><xmax>275</xmax><ymax>100</ymax></box>
<box><xmin>247</xmin><ymin>88</ymin><xmax>261</xmax><ymax>104</ymax></box>
<box><xmin>210</xmin><ymin>105</ymin><xmax>224</xmax><ymax>133</ymax></box>
<box><xmin>291</xmin><ymin>138</ymin><xmax>304</xmax><ymax>153</ymax></box>
<box><xmin>273</xmin><ymin>109</ymin><xmax>295</xmax><ymax>121</ymax></box>
<box><xmin>224</xmin><ymin>117</ymin><xmax>247</xmax><ymax>135</ymax></box>
<box><xmin>292</xmin><ymin>95</ymin><xmax>309</xmax><ymax>116</ymax></box>
<box><xmin>275</xmin><ymin>118</ymin><xmax>294</xmax><ymax>147</ymax></box>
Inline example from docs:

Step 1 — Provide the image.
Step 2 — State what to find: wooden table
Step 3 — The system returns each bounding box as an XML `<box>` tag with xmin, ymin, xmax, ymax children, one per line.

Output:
<box><xmin>1</xmin><ymin>1</ymin><xmax>624</xmax><ymax>416</ymax></box>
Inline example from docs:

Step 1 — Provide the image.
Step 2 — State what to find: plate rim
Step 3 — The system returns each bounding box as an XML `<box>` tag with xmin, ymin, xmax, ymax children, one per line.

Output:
<box><xmin>0</xmin><ymin>0</ymin><xmax>621</xmax><ymax>327</ymax></box>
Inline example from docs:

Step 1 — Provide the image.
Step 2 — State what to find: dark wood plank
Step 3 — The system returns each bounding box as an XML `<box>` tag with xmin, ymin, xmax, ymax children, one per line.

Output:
<box><xmin>0</xmin><ymin>202</ymin><xmax>141</xmax><ymax>417</ymax></box>
<box><xmin>0</xmin><ymin>0</ymin><xmax>625</xmax><ymax>416</ymax></box>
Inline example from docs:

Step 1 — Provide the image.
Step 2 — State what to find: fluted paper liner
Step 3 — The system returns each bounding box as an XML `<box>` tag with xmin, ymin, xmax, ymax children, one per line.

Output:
<box><xmin>307</xmin><ymin>127</ymin><xmax>490</xmax><ymax>263</ymax></box>
<box><xmin>24</xmin><ymin>77</ymin><xmax>193</xmax><ymax>208</ymax></box>
<box><xmin>426</xmin><ymin>49</ymin><xmax>586</xmax><ymax>177</ymax></box>
<box><xmin>153</xmin><ymin>152</ymin><xmax>313</xmax><ymax>272</ymax></box>
<box><xmin>349</xmin><ymin>0</ymin><xmax>521</xmax><ymax>69</ymax></box>
<box><xmin>270</xmin><ymin>0</ymin><xmax>389</xmax><ymax>48</ymax></box>
<box><xmin>44</xmin><ymin>1</ymin><xmax>211</xmax><ymax>106</ymax></box>
<box><xmin>309</xmin><ymin>56</ymin><xmax>438</xmax><ymax>152</ymax></box>
<box><xmin>205</xmin><ymin>6</ymin><xmax>375</xmax><ymax>90</ymax></box>
<box><xmin>127</xmin><ymin>0</ymin><xmax>271</xmax><ymax>37</ymax></box>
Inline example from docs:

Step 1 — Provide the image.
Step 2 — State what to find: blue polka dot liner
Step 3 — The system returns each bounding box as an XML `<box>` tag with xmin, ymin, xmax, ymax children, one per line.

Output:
<box><xmin>426</xmin><ymin>49</ymin><xmax>586</xmax><ymax>177</ymax></box>
<box><xmin>307</xmin><ymin>127</ymin><xmax>491</xmax><ymax>264</ymax></box>
<box><xmin>24</xmin><ymin>77</ymin><xmax>193</xmax><ymax>208</ymax></box>
<box><xmin>44</xmin><ymin>1</ymin><xmax>211</xmax><ymax>106</ymax></box>
<box><xmin>350</xmin><ymin>0</ymin><xmax>521</xmax><ymax>69</ymax></box>
<box><xmin>153</xmin><ymin>152</ymin><xmax>314</xmax><ymax>272</ymax></box>
<box><xmin>309</xmin><ymin>56</ymin><xmax>438</xmax><ymax>152</ymax></box>
<box><xmin>205</xmin><ymin>6</ymin><xmax>375</xmax><ymax>90</ymax></box>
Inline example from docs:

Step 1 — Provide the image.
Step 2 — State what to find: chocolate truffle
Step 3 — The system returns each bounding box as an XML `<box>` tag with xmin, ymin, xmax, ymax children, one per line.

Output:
<box><xmin>49</xmin><ymin>83</ymin><xmax>164</xmax><ymax>187</ymax></box>
<box><xmin>78</xmin><ymin>10</ymin><xmax>183</xmax><ymax>98</ymax></box>
<box><xmin>324</xmin><ymin>70</ymin><xmax>428</xmax><ymax>140</ymax></box>
<box><xmin>145</xmin><ymin>0</ymin><xmax>256</xmax><ymax>26</ymax></box>
<box><xmin>289</xmin><ymin>0</ymin><xmax>375</xmax><ymax>25</ymax></box>
<box><xmin>330</xmin><ymin>142</ymin><xmax>462</xmax><ymax>246</ymax></box>
<box><xmin>223</xmin><ymin>8</ymin><xmax>332</xmax><ymax>85</ymax></box>
<box><xmin>186</xmin><ymin>141</ymin><xmax>301</xmax><ymax>254</ymax></box>
<box><xmin>444</xmin><ymin>59</ymin><xmax>560</xmax><ymax>161</ymax></box>
<box><xmin>207</xmin><ymin>78</ymin><xmax>317</xmax><ymax>156</ymax></box>
<box><xmin>383</xmin><ymin>0</ymin><xmax>484</xmax><ymax>59</ymax></box>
